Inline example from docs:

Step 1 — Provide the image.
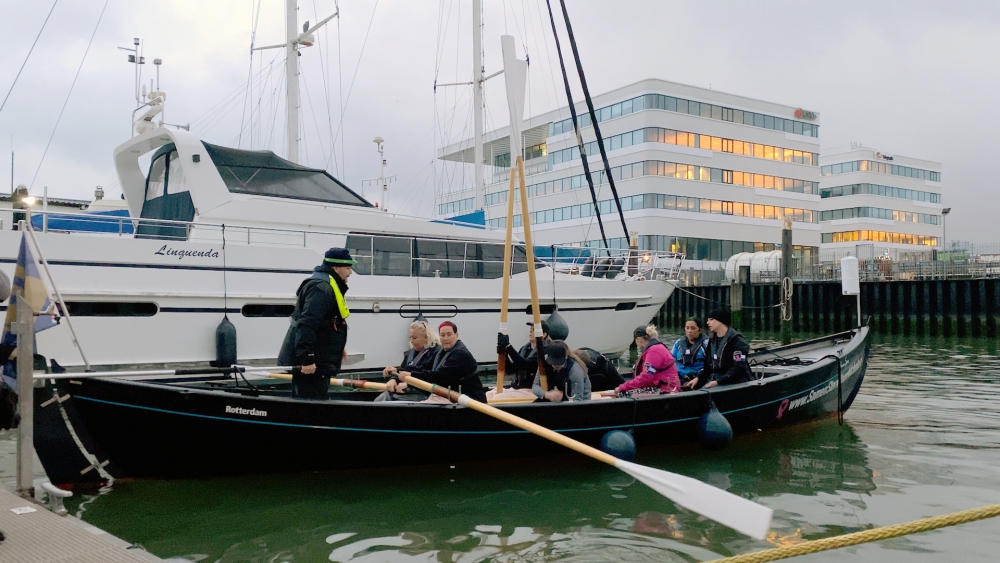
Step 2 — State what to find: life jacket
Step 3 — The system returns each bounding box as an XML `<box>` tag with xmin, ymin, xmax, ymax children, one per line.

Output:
<box><xmin>308</xmin><ymin>270</ymin><xmax>350</xmax><ymax>321</ymax></box>
<box><xmin>634</xmin><ymin>338</ymin><xmax>669</xmax><ymax>377</ymax></box>
<box><xmin>544</xmin><ymin>362</ymin><xmax>573</xmax><ymax>401</ymax></box>
<box><xmin>677</xmin><ymin>336</ymin><xmax>707</xmax><ymax>367</ymax></box>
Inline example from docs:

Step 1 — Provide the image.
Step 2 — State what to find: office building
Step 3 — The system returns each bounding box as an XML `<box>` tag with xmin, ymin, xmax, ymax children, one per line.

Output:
<box><xmin>818</xmin><ymin>145</ymin><xmax>942</xmax><ymax>259</ymax></box>
<box><xmin>437</xmin><ymin>78</ymin><xmax>822</xmax><ymax>265</ymax></box>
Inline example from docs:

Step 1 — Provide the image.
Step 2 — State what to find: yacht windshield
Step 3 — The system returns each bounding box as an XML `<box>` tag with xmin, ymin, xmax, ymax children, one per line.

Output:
<box><xmin>203</xmin><ymin>143</ymin><xmax>372</xmax><ymax>207</ymax></box>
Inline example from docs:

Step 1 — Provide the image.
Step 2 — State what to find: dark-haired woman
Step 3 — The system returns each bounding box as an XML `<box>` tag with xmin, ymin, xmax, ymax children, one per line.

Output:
<box><xmin>672</xmin><ymin>318</ymin><xmax>707</xmax><ymax>387</ymax></box>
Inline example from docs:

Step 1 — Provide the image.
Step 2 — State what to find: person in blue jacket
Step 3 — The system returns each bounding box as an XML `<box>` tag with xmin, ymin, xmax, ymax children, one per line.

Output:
<box><xmin>672</xmin><ymin>317</ymin><xmax>707</xmax><ymax>386</ymax></box>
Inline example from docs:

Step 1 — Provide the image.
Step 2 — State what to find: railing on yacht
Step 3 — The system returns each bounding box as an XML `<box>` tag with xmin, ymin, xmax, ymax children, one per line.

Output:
<box><xmin>17</xmin><ymin>208</ymin><xmax>684</xmax><ymax>281</ymax></box>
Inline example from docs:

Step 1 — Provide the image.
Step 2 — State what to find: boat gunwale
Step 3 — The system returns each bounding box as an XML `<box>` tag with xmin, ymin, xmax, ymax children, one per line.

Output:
<box><xmin>63</xmin><ymin>327</ymin><xmax>868</xmax><ymax>413</ymax></box>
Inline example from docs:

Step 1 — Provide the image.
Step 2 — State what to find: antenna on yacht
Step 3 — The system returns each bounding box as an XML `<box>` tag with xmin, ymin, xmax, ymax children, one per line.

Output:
<box><xmin>363</xmin><ymin>137</ymin><xmax>395</xmax><ymax>212</ymax></box>
<box><xmin>121</xmin><ymin>37</ymin><xmax>167</xmax><ymax>136</ymax></box>
<box><xmin>252</xmin><ymin>1</ymin><xmax>339</xmax><ymax>164</ymax></box>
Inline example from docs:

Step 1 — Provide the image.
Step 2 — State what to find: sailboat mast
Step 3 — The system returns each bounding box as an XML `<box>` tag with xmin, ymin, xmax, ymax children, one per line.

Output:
<box><xmin>472</xmin><ymin>0</ymin><xmax>484</xmax><ymax>210</ymax></box>
<box><xmin>286</xmin><ymin>0</ymin><xmax>301</xmax><ymax>163</ymax></box>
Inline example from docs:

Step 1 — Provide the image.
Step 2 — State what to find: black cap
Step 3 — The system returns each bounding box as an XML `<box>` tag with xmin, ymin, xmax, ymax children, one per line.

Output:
<box><xmin>526</xmin><ymin>320</ymin><xmax>550</xmax><ymax>334</ymax></box>
<box><xmin>707</xmin><ymin>308</ymin><xmax>732</xmax><ymax>327</ymax></box>
<box><xmin>324</xmin><ymin>247</ymin><xmax>357</xmax><ymax>266</ymax></box>
<box><xmin>545</xmin><ymin>341</ymin><xmax>568</xmax><ymax>366</ymax></box>
<box><xmin>633</xmin><ymin>325</ymin><xmax>650</xmax><ymax>339</ymax></box>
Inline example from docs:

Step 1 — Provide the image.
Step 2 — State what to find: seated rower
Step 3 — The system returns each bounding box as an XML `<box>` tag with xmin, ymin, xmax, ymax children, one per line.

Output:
<box><xmin>672</xmin><ymin>317</ymin><xmax>708</xmax><ymax>387</ymax></box>
<box><xmin>489</xmin><ymin>321</ymin><xmax>550</xmax><ymax>400</ymax></box>
<box><xmin>575</xmin><ymin>347</ymin><xmax>624</xmax><ymax>392</ymax></box>
<box><xmin>612</xmin><ymin>325</ymin><xmax>680</xmax><ymax>396</ymax></box>
<box><xmin>531</xmin><ymin>341</ymin><xmax>591</xmax><ymax>402</ymax></box>
<box><xmin>684</xmin><ymin>309</ymin><xmax>752</xmax><ymax>390</ymax></box>
<box><xmin>376</xmin><ymin>321</ymin><xmax>441</xmax><ymax>402</ymax></box>
<box><xmin>388</xmin><ymin>321</ymin><xmax>486</xmax><ymax>403</ymax></box>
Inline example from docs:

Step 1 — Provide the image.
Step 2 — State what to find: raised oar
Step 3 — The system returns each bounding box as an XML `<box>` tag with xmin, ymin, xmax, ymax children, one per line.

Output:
<box><xmin>400</xmin><ymin>374</ymin><xmax>772</xmax><ymax>540</ymax></box>
<box><xmin>268</xmin><ymin>373</ymin><xmax>387</xmax><ymax>391</ymax></box>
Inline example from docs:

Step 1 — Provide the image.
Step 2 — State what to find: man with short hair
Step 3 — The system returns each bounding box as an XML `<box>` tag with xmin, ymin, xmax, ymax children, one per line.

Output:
<box><xmin>279</xmin><ymin>248</ymin><xmax>355</xmax><ymax>400</ymax></box>
<box><xmin>684</xmin><ymin>308</ymin><xmax>752</xmax><ymax>390</ymax></box>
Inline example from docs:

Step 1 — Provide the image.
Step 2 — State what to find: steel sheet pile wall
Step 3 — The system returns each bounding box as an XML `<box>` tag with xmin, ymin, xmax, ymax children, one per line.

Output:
<box><xmin>659</xmin><ymin>280</ymin><xmax>1000</xmax><ymax>338</ymax></box>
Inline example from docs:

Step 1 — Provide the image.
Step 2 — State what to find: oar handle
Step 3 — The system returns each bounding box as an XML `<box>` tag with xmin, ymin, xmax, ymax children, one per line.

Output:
<box><xmin>268</xmin><ymin>373</ymin><xmax>388</xmax><ymax>391</ymax></box>
<box><xmin>402</xmin><ymin>375</ymin><xmax>619</xmax><ymax>466</ymax></box>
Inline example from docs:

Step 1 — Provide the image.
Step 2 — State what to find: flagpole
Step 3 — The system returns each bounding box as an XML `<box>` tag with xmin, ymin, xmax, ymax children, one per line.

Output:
<box><xmin>22</xmin><ymin>223</ymin><xmax>90</xmax><ymax>370</ymax></box>
<box><xmin>14</xmin><ymin>291</ymin><xmax>35</xmax><ymax>498</ymax></box>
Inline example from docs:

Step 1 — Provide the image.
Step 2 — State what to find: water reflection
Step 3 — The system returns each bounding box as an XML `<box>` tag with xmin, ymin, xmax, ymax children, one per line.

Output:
<box><xmin>45</xmin><ymin>335</ymin><xmax>1000</xmax><ymax>561</ymax></box>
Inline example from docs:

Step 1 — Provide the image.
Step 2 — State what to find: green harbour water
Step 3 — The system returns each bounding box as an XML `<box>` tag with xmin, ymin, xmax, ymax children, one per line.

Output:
<box><xmin>3</xmin><ymin>332</ymin><xmax>1000</xmax><ymax>562</ymax></box>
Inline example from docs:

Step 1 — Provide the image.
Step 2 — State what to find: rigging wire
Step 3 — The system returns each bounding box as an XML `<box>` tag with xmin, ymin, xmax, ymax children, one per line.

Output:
<box><xmin>542</xmin><ymin>0</ymin><xmax>608</xmax><ymax>249</ymax></box>
<box><xmin>300</xmin><ymin>65</ymin><xmax>332</xmax><ymax>164</ymax></box>
<box><xmin>556</xmin><ymin>0</ymin><xmax>630</xmax><ymax>242</ymax></box>
<box><xmin>336</xmin><ymin>0</ymin><xmax>345</xmax><ymax>176</ymax></box>
<box><xmin>0</xmin><ymin>0</ymin><xmax>58</xmax><ymax>117</ymax></box>
<box><xmin>238</xmin><ymin>0</ymin><xmax>263</xmax><ymax>149</ymax></box>
<box><xmin>331</xmin><ymin>0</ymin><xmax>380</xmax><ymax>178</ymax></box>
<box><xmin>28</xmin><ymin>0</ymin><xmax>108</xmax><ymax>193</ymax></box>
<box><xmin>313</xmin><ymin>0</ymin><xmax>339</xmax><ymax>175</ymax></box>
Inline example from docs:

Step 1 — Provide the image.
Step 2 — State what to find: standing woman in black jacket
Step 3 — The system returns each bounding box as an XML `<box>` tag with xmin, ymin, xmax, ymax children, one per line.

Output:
<box><xmin>389</xmin><ymin>321</ymin><xmax>485</xmax><ymax>402</ymax></box>
<box><xmin>278</xmin><ymin>248</ymin><xmax>355</xmax><ymax>400</ymax></box>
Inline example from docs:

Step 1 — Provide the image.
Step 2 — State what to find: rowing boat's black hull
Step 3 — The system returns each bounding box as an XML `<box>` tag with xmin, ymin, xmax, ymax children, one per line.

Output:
<box><xmin>41</xmin><ymin>328</ymin><xmax>870</xmax><ymax>484</ymax></box>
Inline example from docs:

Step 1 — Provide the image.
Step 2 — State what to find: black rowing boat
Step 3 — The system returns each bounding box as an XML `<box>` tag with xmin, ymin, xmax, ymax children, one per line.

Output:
<box><xmin>34</xmin><ymin>327</ymin><xmax>869</xmax><ymax>486</ymax></box>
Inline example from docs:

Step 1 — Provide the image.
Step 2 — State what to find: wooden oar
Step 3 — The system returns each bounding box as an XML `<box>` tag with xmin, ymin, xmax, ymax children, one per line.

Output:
<box><xmin>514</xmin><ymin>154</ymin><xmax>548</xmax><ymax>391</ymax></box>
<box><xmin>496</xmin><ymin>157</ymin><xmax>518</xmax><ymax>391</ymax></box>
<box><xmin>268</xmin><ymin>373</ymin><xmax>388</xmax><ymax>391</ymax></box>
<box><xmin>400</xmin><ymin>374</ymin><xmax>772</xmax><ymax>540</ymax></box>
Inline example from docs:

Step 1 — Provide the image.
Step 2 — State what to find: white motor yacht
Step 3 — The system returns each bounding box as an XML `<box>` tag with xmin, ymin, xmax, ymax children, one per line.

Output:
<box><xmin>1</xmin><ymin>126</ymin><xmax>680</xmax><ymax>371</ymax></box>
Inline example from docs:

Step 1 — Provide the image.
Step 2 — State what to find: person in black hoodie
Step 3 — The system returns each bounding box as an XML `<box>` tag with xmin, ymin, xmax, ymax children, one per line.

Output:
<box><xmin>389</xmin><ymin>321</ymin><xmax>485</xmax><ymax>402</ymax></box>
<box><xmin>684</xmin><ymin>308</ymin><xmax>752</xmax><ymax>390</ymax></box>
<box><xmin>500</xmin><ymin>320</ymin><xmax>550</xmax><ymax>390</ymax></box>
<box><xmin>278</xmin><ymin>248</ymin><xmax>355</xmax><ymax>400</ymax></box>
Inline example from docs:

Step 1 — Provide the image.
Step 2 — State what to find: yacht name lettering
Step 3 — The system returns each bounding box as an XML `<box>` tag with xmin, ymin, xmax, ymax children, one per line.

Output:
<box><xmin>225</xmin><ymin>405</ymin><xmax>267</xmax><ymax>417</ymax></box>
<box><xmin>155</xmin><ymin>245</ymin><xmax>220</xmax><ymax>260</ymax></box>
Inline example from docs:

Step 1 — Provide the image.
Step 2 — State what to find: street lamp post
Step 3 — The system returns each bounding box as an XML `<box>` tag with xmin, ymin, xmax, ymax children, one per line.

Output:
<box><xmin>941</xmin><ymin>207</ymin><xmax>951</xmax><ymax>252</ymax></box>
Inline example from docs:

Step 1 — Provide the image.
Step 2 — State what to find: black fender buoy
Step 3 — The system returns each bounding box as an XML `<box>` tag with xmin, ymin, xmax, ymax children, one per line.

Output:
<box><xmin>214</xmin><ymin>316</ymin><xmax>238</xmax><ymax>367</ymax></box>
<box><xmin>600</xmin><ymin>430</ymin><xmax>636</xmax><ymax>462</ymax></box>
<box><xmin>546</xmin><ymin>305</ymin><xmax>570</xmax><ymax>341</ymax></box>
<box><xmin>697</xmin><ymin>402</ymin><xmax>733</xmax><ymax>450</ymax></box>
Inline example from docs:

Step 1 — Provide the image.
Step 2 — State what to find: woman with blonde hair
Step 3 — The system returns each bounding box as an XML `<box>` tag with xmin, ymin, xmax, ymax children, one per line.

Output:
<box><xmin>377</xmin><ymin>320</ymin><xmax>441</xmax><ymax>401</ymax></box>
<box><xmin>612</xmin><ymin>325</ymin><xmax>680</xmax><ymax>396</ymax></box>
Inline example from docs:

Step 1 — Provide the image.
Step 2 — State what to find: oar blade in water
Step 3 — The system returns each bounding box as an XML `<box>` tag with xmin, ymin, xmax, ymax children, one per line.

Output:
<box><xmin>616</xmin><ymin>460</ymin><xmax>772</xmax><ymax>540</ymax></box>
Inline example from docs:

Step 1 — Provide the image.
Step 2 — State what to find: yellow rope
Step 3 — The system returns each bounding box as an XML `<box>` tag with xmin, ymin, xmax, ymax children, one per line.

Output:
<box><xmin>702</xmin><ymin>504</ymin><xmax>1000</xmax><ymax>563</ymax></box>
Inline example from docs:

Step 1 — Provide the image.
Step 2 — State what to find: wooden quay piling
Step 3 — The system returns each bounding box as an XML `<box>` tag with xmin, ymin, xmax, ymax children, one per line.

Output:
<box><xmin>658</xmin><ymin>278</ymin><xmax>1000</xmax><ymax>338</ymax></box>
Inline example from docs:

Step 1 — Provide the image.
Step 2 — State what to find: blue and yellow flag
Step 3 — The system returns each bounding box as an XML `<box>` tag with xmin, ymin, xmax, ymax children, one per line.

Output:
<box><xmin>1</xmin><ymin>234</ymin><xmax>59</xmax><ymax>390</ymax></box>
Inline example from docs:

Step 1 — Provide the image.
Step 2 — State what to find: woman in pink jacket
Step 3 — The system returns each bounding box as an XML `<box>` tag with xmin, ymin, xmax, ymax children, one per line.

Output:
<box><xmin>614</xmin><ymin>325</ymin><xmax>681</xmax><ymax>395</ymax></box>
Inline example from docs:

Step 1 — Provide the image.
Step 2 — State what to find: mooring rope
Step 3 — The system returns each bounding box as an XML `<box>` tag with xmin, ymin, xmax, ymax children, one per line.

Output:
<box><xmin>701</xmin><ymin>504</ymin><xmax>1000</xmax><ymax>563</ymax></box>
<box><xmin>666</xmin><ymin>281</ymin><xmax>783</xmax><ymax>310</ymax></box>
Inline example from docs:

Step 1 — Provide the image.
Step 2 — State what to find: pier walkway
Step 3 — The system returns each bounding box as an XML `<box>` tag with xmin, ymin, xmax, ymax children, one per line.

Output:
<box><xmin>0</xmin><ymin>487</ymin><xmax>163</xmax><ymax>562</ymax></box>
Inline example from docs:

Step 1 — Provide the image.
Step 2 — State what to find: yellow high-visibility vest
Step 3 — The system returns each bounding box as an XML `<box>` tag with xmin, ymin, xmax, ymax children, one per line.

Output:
<box><xmin>329</xmin><ymin>275</ymin><xmax>350</xmax><ymax>320</ymax></box>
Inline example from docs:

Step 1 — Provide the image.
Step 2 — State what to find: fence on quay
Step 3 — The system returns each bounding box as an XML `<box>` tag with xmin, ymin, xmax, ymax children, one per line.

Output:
<box><xmin>659</xmin><ymin>244</ymin><xmax>1000</xmax><ymax>338</ymax></box>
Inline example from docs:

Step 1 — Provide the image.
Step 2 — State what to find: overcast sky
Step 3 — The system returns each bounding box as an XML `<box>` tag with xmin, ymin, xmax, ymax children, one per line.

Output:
<box><xmin>1</xmin><ymin>1</ymin><xmax>997</xmax><ymax>243</ymax></box>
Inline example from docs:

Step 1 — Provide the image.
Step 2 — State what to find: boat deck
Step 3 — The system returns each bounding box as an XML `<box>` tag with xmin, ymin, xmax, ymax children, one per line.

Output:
<box><xmin>0</xmin><ymin>488</ymin><xmax>163</xmax><ymax>562</ymax></box>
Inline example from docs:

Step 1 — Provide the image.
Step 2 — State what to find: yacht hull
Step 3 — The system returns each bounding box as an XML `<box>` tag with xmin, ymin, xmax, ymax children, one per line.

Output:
<box><xmin>0</xmin><ymin>230</ymin><xmax>674</xmax><ymax>370</ymax></box>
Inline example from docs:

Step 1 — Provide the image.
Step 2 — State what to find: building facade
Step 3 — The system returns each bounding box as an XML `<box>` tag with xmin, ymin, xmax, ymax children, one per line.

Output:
<box><xmin>818</xmin><ymin>146</ymin><xmax>942</xmax><ymax>260</ymax></box>
<box><xmin>437</xmin><ymin>78</ymin><xmax>822</xmax><ymax>265</ymax></box>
